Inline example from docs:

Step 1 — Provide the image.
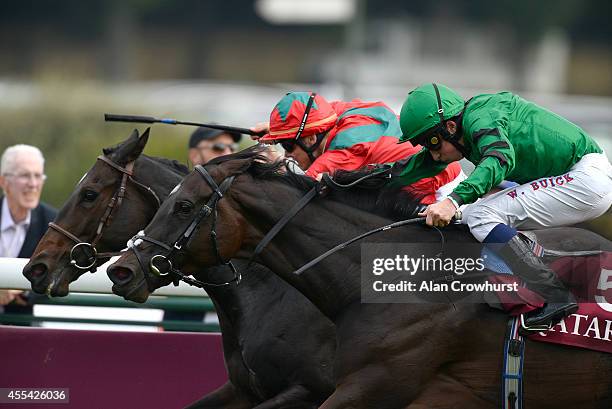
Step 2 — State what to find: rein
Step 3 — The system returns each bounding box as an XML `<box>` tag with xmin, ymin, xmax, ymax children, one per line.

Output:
<box><xmin>293</xmin><ymin>217</ymin><xmax>445</xmax><ymax>275</ymax></box>
<box><xmin>249</xmin><ymin>165</ymin><xmax>397</xmax><ymax>266</ymax></box>
<box><xmin>48</xmin><ymin>155</ymin><xmax>161</xmax><ymax>272</ymax></box>
<box><xmin>248</xmin><ymin>185</ymin><xmax>320</xmax><ymax>267</ymax></box>
<box><xmin>320</xmin><ymin>164</ymin><xmax>393</xmax><ymax>190</ymax></box>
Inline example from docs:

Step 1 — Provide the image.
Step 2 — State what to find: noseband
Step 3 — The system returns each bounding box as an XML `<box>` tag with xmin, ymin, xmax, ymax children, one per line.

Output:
<box><xmin>48</xmin><ymin>155</ymin><xmax>161</xmax><ymax>272</ymax></box>
<box><xmin>128</xmin><ymin>165</ymin><xmax>241</xmax><ymax>288</ymax></box>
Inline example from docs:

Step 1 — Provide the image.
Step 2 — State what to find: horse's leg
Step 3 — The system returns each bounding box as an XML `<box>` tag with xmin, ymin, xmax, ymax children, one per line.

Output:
<box><xmin>251</xmin><ymin>384</ymin><xmax>320</xmax><ymax>409</ymax></box>
<box><xmin>316</xmin><ymin>387</ymin><xmax>361</xmax><ymax>409</ymax></box>
<box><xmin>407</xmin><ymin>373</ymin><xmax>495</xmax><ymax>409</ymax></box>
<box><xmin>318</xmin><ymin>381</ymin><xmax>408</xmax><ymax>409</ymax></box>
<box><xmin>183</xmin><ymin>381</ymin><xmax>252</xmax><ymax>409</ymax></box>
<box><xmin>317</xmin><ymin>368</ymin><xmax>420</xmax><ymax>409</ymax></box>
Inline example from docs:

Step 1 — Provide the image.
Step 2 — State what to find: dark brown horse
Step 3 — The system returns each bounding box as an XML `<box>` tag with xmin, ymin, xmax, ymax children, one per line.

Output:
<box><xmin>23</xmin><ymin>133</ymin><xmax>335</xmax><ymax>408</ymax></box>
<box><xmin>23</xmin><ymin>128</ymin><xmax>183</xmax><ymax>296</ymax></box>
<box><xmin>107</xmin><ymin>146</ymin><xmax>612</xmax><ymax>409</ymax></box>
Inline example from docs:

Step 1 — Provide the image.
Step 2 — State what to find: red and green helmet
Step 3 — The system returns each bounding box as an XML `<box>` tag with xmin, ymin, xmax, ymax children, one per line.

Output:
<box><xmin>259</xmin><ymin>92</ymin><xmax>338</xmax><ymax>143</ymax></box>
<box><xmin>398</xmin><ymin>83</ymin><xmax>465</xmax><ymax>145</ymax></box>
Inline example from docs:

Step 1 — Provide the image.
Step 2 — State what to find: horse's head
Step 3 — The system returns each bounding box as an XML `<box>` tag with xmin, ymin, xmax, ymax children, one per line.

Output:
<box><xmin>23</xmin><ymin>128</ymin><xmax>163</xmax><ymax>296</ymax></box>
<box><xmin>106</xmin><ymin>146</ymin><xmax>269</xmax><ymax>302</ymax></box>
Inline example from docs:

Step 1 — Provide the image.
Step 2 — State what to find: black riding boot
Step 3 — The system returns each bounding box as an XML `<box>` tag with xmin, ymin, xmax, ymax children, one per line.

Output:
<box><xmin>499</xmin><ymin>235</ymin><xmax>578</xmax><ymax>331</ymax></box>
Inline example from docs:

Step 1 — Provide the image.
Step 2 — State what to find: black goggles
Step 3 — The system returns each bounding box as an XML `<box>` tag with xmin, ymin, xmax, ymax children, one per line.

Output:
<box><xmin>417</xmin><ymin>130</ymin><xmax>443</xmax><ymax>151</ymax></box>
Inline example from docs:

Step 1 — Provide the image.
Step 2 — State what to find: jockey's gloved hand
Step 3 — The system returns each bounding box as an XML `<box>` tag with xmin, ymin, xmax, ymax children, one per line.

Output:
<box><xmin>250</xmin><ymin>122</ymin><xmax>270</xmax><ymax>140</ymax></box>
<box><xmin>418</xmin><ymin>198</ymin><xmax>458</xmax><ymax>227</ymax></box>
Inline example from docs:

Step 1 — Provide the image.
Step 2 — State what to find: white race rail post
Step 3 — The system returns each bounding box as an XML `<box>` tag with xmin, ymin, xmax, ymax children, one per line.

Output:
<box><xmin>0</xmin><ymin>257</ymin><xmax>207</xmax><ymax>297</ymax></box>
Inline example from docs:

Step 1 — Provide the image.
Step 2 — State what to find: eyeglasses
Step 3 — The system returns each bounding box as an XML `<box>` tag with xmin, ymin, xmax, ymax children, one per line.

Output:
<box><xmin>198</xmin><ymin>143</ymin><xmax>239</xmax><ymax>153</ymax></box>
<box><xmin>4</xmin><ymin>172</ymin><xmax>47</xmax><ymax>183</ymax></box>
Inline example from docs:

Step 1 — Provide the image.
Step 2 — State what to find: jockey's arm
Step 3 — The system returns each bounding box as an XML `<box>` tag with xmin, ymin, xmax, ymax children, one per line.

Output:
<box><xmin>305</xmin><ymin>148</ymin><xmax>364</xmax><ymax>179</ymax></box>
<box><xmin>448</xmin><ymin>127</ymin><xmax>515</xmax><ymax>207</ymax></box>
<box><xmin>420</xmin><ymin>125</ymin><xmax>517</xmax><ymax>227</ymax></box>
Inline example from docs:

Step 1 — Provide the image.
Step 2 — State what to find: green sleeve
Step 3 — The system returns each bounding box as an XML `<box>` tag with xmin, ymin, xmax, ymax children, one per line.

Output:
<box><xmin>390</xmin><ymin>148</ymin><xmax>448</xmax><ymax>187</ymax></box>
<box><xmin>450</xmin><ymin>125</ymin><xmax>516</xmax><ymax>205</ymax></box>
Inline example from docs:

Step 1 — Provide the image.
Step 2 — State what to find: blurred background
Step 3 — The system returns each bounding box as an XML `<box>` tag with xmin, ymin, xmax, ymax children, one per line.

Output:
<box><xmin>0</xmin><ymin>0</ymin><xmax>610</xmax><ymax>235</ymax></box>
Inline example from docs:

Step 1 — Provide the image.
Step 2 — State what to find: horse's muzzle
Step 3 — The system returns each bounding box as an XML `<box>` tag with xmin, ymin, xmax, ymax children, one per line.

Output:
<box><xmin>107</xmin><ymin>264</ymin><xmax>135</xmax><ymax>286</ymax></box>
<box><xmin>22</xmin><ymin>262</ymin><xmax>49</xmax><ymax>293</ymax></box>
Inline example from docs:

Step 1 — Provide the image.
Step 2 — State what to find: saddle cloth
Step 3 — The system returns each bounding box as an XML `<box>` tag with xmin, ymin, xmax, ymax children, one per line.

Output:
<box><xmin>488</xmin><ymin>250</ymin><xmax>612</xmax><ymax>354</ymax></box>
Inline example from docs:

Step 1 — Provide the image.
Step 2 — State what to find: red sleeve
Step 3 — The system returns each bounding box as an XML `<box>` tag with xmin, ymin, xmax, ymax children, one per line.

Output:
<box><xmin>403</xmin><ymin>178</ymin><xmax>437</xmax><ymax>205</ymax></box>
<box><xmin>306</xmin><ymin>146</ymin><xmax>366</xmax><ymax>179</ymax></box>
<box><xmin>402</xmin><ymin>162</ymin><xmax>463</xmax><ymax>205</ymax></box>
<box><xmin>432</xmin><ymin>161</ymin><xmax>462</xmax><ymax>189</ymax></box>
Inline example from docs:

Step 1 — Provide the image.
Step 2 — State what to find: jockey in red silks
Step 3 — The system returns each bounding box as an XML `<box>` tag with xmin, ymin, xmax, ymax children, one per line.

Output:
<box><xmin>254</xmin><ymin>91</ymin><xmax>464</xmax><ymax>204</ymax></box>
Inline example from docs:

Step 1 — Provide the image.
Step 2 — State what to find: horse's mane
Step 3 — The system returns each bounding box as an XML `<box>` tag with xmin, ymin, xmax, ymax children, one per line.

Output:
<box><xmin>144</xmin><ymin>155</ymin><xmax>190</xmax><ymax>176</ymax></box>
<box><xmin>208</xmin><ymin>145</ymin><xmax>424</xmax><ymax>220</ymax></box>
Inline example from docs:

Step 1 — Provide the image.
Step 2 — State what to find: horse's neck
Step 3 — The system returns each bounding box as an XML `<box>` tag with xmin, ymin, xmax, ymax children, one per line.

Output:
<box><xmin>241</xmin><ymin>185</ymin><xmax>432</xmax><ymax>320</ymax></box>
<box><xmin>198</xmin><ymin>263</ymin><xmax>284</xmax><ymax>337</ymax></box>
<box><xmin>136</xmin><ymin>156</ymin><xmax>185</xmax><ymax>201</ymax></box>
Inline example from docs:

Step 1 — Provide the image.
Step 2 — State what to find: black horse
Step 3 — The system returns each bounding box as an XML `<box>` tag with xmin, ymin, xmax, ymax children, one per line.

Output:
<box><xmin>107</xmin><ymin>146</ymin><xmax>612</xmax><ymax>409</ymax></box>
<box><xmin>23</xmin><ymin>132</ymin><xmax>335</xmax><ymax>408</ymax></box>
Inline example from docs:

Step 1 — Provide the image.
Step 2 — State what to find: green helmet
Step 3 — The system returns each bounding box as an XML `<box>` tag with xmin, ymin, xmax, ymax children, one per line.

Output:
<box><xmin>399</xmin><ymin>83</ymin><xmax>465</xmax><ymax>144</ymax></box>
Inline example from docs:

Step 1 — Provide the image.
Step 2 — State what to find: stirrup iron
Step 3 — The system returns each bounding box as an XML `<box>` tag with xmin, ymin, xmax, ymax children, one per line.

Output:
<box><xmin>518</xmin><ymin>313</ymin><xmax>552</xmax><ymax>333</ymax></box>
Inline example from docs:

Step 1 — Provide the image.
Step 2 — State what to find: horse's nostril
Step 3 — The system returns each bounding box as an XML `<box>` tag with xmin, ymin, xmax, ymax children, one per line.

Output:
<box><xmin>29</xmin><ymin>264</ymin><xmax>48</xmax><ymax>279</ymax></box>
<box><xmin>108</xmin><ymin>266</ymin><xmax>133</xmax><ymax>285</ymax></box>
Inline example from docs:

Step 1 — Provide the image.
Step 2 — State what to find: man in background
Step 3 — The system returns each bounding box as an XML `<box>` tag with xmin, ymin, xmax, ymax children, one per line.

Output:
<box><xmin>0</xmin><ymin>144</ymin><xmax>57</xmax><ymax>315</ymax></box>
<box><xmin>164</xmin><ymin>128</ymin><xmax>242</xmax><ymax>328</ymax></box>
<box><xmin>188</xmin><ymin>127</ymin><xmax>241</xmax><ymax>166</ymax></box>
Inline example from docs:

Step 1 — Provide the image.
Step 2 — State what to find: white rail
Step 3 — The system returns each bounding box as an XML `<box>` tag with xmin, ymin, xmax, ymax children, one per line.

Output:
<box><xmin>0</xmin><ymin>257</ymin><xmax>207</xmax><ymax>297</ymax></box>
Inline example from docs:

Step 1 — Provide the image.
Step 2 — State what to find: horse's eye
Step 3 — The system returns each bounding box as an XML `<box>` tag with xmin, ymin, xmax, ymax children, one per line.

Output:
<box><xmin>82</xmin><ymin>189</ymin><xmax>99</xmax><ymax>202</ymax></box>
<box><xmin>175</xmin><ymin>201</ymin><xmax>193</xmax><ymax>214</ymax></box>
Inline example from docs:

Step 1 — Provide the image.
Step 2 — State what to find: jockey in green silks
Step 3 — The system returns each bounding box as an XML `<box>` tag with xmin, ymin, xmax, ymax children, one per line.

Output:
<box><xmin>396</xmin><ymin>83</ymin><xmax>612</xmax><ymax>331</ymax></box>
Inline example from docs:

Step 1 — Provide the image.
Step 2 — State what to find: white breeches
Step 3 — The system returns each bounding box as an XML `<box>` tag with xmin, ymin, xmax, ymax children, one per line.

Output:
<box><xmin>462</xmin><ymin>152</ymin><xmax>612</xmax><ymax>242</ymax></box>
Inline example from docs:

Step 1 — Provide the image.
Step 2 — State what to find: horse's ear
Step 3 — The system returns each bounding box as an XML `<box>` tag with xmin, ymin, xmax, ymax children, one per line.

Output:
<box><xmin>103</xmin><ymin>128</ymin><xmax>139</xmax><ymax>157</ymax></box>
<box><xmin>124</xmin><ymin>127</ymin><xmax>150</xmax><ymax>163</ymax></box>
<box><xmin>108</xmin><ymin>128</ymin><xmax>150</xmax><ymax>165</ymax></box>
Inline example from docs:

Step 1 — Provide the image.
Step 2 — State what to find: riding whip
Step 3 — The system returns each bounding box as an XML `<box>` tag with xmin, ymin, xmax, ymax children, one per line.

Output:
<box><xmin>104</xmin><ymin>113</ymin><xmax>266</xmax><ymax>137</ymax></box>
<box><xmin>293</xmin><ymin>212</ymin><xmax>463</xmax><ymax>276</ymax></box>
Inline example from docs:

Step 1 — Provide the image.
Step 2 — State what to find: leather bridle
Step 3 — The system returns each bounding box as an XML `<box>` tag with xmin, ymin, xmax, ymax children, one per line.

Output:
<box><xmin>48</xmin><ymin>155</ymin><xmax>161</xmax><ymax>272</ymax></box>
<box><xmin>127</xmin><ymin>165</ymin><xmax>241</xmax><ymax>289</ymax></box>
